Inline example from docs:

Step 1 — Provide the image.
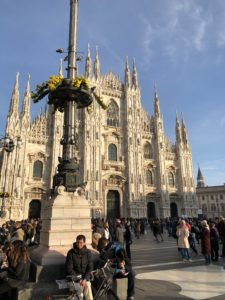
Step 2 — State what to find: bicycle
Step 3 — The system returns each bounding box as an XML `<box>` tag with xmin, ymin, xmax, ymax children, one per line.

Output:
<box><xmin>46</xmin><ymin>274</ymin><xmax>83</xmax><ymax>300</ymax></box>
<box><xmin>92</xmin><ymin>260</ymin><xmax>119</xmax><ymax>300</ymax></box>
<box><xmin>47</xmin><ymin>261</ymin><xmax>119</xmax><ymax>300</ymax></box>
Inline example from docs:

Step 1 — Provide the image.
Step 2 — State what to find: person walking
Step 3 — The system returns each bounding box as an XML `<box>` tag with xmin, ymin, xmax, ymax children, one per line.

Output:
<box><xmin>152</xmin><ymin>219</ymin><xmax>164</xmax><ymax>243</ymax></box>
<box><xmin>176</xmin><ymin>220</ymin><xmax>191</xmax><ymax>262</ymax></box>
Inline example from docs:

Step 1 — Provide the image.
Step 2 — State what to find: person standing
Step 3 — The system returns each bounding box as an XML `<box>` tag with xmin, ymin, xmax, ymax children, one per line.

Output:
<box><xmin>102</xmin><ymin>222</ymin><xmax>110</xmax><ymax>241</ymax></box>
<box><xmin>209</xmin><ymin>222</ymin><xmax>219</xmax><ymax>262</ymax></box>
<box><xmin>124</xmin><ymin>222</ymin><xmax>133</xmax><ymax>260</ymax></box>
<box><xmin>116</xmin><ymin>220</ymin><xmax>125</xmax><ymax>246</ymax></box>
<box><xmin>201</xmin><ymin>220</ymin><xmax>211</xmax><ymax>265</ymax></box>
<box><xmin>176</xmin><ymin>220</ymin><xmax>191</xmax><ymax>261</ymax></box>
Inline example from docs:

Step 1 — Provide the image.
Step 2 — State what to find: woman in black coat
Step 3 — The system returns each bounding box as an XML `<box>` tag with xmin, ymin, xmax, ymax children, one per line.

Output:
<box><xmin>209</xmin><ymin>222</ymin><xmax>219</xmax><ymax>261</ymax></box>
<box><xmin>201</xmin><ymin>220</ymin><xmax>211</xmax><ymax>265</ymax></box>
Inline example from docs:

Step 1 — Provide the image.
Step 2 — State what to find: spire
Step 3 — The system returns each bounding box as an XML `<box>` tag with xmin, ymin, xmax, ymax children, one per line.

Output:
<box><xmin>8</xmin><ymin>72</ymin><xmax>19</xmax><ymax>117</ymax></box>
<box><xmin>175</xmin><ymin>111</ymin><xmax>182</xmax><ymax>143</ymax></box>
<box><xmin>132</xmin><ymin>58</ymin><xmax>138</xmax><ymax>89</ymax></box>
<box><xmin>20</xmin><ymin>74</ymin><xmax>30</xmax><ymax>121</ymax></box>
<box><xmin>85</xmin><ymin>43</ymin><xmax>92</xmax><ymax>78</ymax></box>
<box><xmin>197</xmin><ymin>165</ymin><xmax>205</xmax><ymax>187</ymax></box>
<box><xmin>6</xmin><ymin>72</ymin><xmax>20</xmax><ymax>137</ymax></box>
<box><xmin>58</xmin><ymin>59</ymin><xmax>63</xmax><ymax>77</ymax></box>
<box><xmin>124</xmin><ymin>56</ymin><xmax>130</xmax><ymax>88</ymax></box>
<box><xmin>181</xmin><ymin>112</ymin><xmax>188</xmax><ymax>144</ymax></box>
<box><xmin>94</xmin><ymin>46</ymin><xmax>100</xmax><ymax>80</ymax></box>
<box><xmin>154</xmin><ymin>83</ymin><xmax>161</xmax><ymax>117</ymax></box>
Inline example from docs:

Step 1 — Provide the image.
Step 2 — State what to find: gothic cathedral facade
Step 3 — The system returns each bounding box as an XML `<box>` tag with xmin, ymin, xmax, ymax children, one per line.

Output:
<box><xmin>0</xmin><ymin>48</ymin><xmax>197</xmax><ymax>221</ymax></box>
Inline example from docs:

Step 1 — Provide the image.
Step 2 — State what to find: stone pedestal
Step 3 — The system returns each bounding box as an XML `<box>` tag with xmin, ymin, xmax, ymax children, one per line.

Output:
<box><xmin>30</xmin><ymin>186</ymin><xmax>92</xmax><ymax>280</ymax></box>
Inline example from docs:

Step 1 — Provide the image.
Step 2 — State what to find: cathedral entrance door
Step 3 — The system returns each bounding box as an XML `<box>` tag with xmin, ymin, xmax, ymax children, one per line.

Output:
<box><xmin>147</xmin><ymin>202</ymin><xmax>156</xmax><ymax>219</ymax></box>
<box><xmin>107</xmin><ymin>190</ymin><xmax>120</xmax><ymax>219</ymax></box>
<box><xmin>29</xmin><ymin>200</ymin><xmax>41</xmax><ymax>219</ymax></box>
<box><xmin>170</xmin><ymin>202</ymin><xmax>178</xmax><ymax>218</ymax></box>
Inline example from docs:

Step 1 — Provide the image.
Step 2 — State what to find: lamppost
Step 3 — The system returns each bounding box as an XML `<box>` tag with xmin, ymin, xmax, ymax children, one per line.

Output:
<box><xmin>51</xmin><ymin>0</ymin><xmax>93</xmax><ymax>192</ymax></box>
<box><xmin>0</xmin><ymin>136</ymin><xmax>22</xmax><ymax>218</ymax></box>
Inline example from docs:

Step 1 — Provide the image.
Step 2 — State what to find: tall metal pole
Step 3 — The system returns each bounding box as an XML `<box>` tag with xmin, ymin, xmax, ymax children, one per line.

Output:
<box><xmin>53</xmin><ymin>0</ymin><xmax>91</xmax><ymax>192</ymax></box>
<box><xmin>62</xmin><ymin>0</ymin><xmax>78</xmax><ymax>161</ymax></box>
<box><xmin>68</xmin><ymin>0</ymin><xmax>78</xmax><ymax>79</ymax></box>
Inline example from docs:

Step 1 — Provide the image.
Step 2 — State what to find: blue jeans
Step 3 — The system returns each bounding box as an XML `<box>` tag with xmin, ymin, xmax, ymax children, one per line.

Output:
<box><xmin>180</xmin><ymin>248</ymin><xmax>190</xmax><ymax>260</ymax></box>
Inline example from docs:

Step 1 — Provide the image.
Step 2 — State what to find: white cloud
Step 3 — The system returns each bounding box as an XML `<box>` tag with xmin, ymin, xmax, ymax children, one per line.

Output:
<box><xmin>139</xmin><ymin>0</ymin><xmax>212</xmax><ymax>66</ymax></box>
<box><xmin>139</xmin><ymin>15</ymin><xmax>155</xmax><ymax>67</ymax></box>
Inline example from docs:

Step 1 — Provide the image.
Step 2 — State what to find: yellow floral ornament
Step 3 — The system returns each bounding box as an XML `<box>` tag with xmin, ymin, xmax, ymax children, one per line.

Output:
<box><xmin>31</xmin><ymin>75</ymin><xmax>108</xmax><ymax>112</ymax></box>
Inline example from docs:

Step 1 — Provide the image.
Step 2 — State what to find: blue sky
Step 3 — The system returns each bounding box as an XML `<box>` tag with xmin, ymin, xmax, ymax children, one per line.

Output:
<box><xmin>1</xmin><ymin>0</ymin><xmax>225</xmax><ymax>186</ymax></box>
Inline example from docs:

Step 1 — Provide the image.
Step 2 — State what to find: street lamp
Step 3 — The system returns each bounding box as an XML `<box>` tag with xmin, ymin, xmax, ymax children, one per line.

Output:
<box><xmin>0</xmin><ymin>136</ymin><xmax>22</xmax><ymax>218</ymax></box>
<box><xmin>52</xmin><ymin>0</ymin><xmax>92</xmax><ymax>192</ymax></box>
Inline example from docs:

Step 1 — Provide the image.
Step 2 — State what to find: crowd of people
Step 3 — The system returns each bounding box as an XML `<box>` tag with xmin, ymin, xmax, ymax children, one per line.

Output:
<box><xmin>0</xmin><ymin>218</ymin><xmax>41</xmax><ymax>299</ymax></box>
<box><xmin>0</xmin><ymin>215</ymin><xmax>225</xmax><ymax>299</ymax></box>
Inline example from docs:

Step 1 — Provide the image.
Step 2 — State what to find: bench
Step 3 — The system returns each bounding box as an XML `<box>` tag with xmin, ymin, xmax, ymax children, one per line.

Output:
<box><xmin>12</xmin><ymin>282</ymin><xmax>35</xmax><ymax>300</ymax></box>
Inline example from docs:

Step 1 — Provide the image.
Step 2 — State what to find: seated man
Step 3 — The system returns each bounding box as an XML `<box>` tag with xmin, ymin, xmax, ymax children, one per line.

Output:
<box><xmin>66</xmin><ymin>234</ymin><xmax>93</xmax><ymax>300</ymax></box>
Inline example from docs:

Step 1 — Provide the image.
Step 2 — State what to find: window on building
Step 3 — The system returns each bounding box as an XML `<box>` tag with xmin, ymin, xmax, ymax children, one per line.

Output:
<box><xmin>202</xmin><ymin>196</ymin><xmax>205</xmax><ymax>200</ymax></box>
<box><xmin>168</xmin><ymin>172</ymin><xmax>175</xmax><ymax>187</ymax></box>
<box><xmin>107</xmin><ymin>100</ymin><xmax>119</xmax><ymax>127</ymax></box>
<box><xmin>220</xmin><ymin>194</ymin><xmax>223</xmax><ymax>200</ymax></box>
<box><xmin>211</xmin><ymin>204</ymin><xmax>216</xmax><ymax>212</ymax></box>
<box><xmin>202</xmin><ymin>204</ymin><xmax>207</xmax><ymax>212</ymax></box>
<box><xmin>108</xmin><ymin>144</ymin><xmax>117</xmax><ymax>161</ymax></box>
<box><xmin>33</xmin><ymin>160</ymin><xmax>43</xmax><ymax>179</ymax></box>
<box><xmin>221</xmin><ymin>203</ymin><xmax>225</xmax><ymax>211</ymax></box>
<box><xmin>211</xmin><ymin>195</ymin><xmax>214</xmax><ymax>200</ymax></box>
<box><xmin>144</xmin><ymin>143</ymin><xmax>153</xmax><ymax>159</ymax></box>
<box><xmin>146</xmin><ymin>170</ymin><xmax>153</xmax><ymax>185</ymax></box>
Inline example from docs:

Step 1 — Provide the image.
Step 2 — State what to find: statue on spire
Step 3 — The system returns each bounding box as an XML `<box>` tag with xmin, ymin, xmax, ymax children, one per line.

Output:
<box><xmin>181</xmin><ymin>112</ymin><xmax>188</xmax><ymax>145</ymax></box>
<box><xmin>85</xmin><ymin>43</ymin><xmax>92</xmax><ymax>79</ymax></box>
<box><xmin>154</xmin><ymin>82</ymin><xmax>161</xmax><ymax>117</ymax></box>
<box><xmin>124</xmin><ymin>56</ymin><xmax>130</xmax><ymax>88</ymax></box>
<box><xmin>175</xmin><ymin>112</ymin><xmax>182</xmax><ymax>143</ymax></box>
<box><xmin>132</xmin><ymin>58</ymin><xmax>138</xmax><ymax>89</ymax></box>
<box><xmin>94</xmin><ymin>46</ymin><xmax>100</xmax><ymax>80</ymax></box>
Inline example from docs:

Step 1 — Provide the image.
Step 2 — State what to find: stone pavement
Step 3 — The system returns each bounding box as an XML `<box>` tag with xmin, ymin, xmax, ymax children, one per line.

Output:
<box><xmin>131</xmin><ymin>227</ymin><xmax>225</xmax><ymax>300</ymax></box>
<box><xmin>29</xmin><ymin>228</ymin><xmax>225</xmax><ymax>299</ymax></box>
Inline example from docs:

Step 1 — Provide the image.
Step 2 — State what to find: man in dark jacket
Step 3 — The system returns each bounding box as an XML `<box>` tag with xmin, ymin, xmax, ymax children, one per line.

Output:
<box><xmin>66</xmin><ymin>235</ymin><xmax>93</xmax><ymax>300</ymax></box>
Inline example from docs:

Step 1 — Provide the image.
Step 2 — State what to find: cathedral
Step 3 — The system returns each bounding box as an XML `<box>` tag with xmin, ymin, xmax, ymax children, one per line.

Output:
<box><xmin>0</xmin><ymin>47</ymin><xmax>198</xmax><ymax>221</ymax></box>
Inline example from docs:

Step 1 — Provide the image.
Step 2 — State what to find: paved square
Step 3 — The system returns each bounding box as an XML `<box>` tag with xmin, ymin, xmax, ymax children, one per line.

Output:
<box><xmin>136</xmin><ymin>264</ymin><xmax>225</xmax><ymax>299</ymax></box>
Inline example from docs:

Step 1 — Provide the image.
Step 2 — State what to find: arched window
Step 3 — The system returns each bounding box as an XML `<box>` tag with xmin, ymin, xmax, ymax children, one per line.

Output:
<box><xmin>33</xmin><ymin>160</ymin><xmax>43</xmax><ymax>178</ymax></box>
<box><xmin>168</xmin><ymin>172</ymin><xmax>175</xmax><ymax>186</ymax></box>
<box><xmin>144</xmin><ymin>143</ymin><xmax>153</xmax><ymax>159</ymax></box>
<box><xmin>108</xmin><ymin>144</ymin><xmax>117</xmax><ymax>161</ymax></box>
<box><xmin>202</xmin><ymin>204</ymin><xmax>207</xmax><ymax>212</ymax></box>
<box><xmin>107</xmin><ymin>100</ymin><xmax>119</xmax><ymax>127</ymax></box>
<box><xmin>146</xmin><ymin>170</ymin><xmax>153</xmax><ymax>185</ymax></box>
